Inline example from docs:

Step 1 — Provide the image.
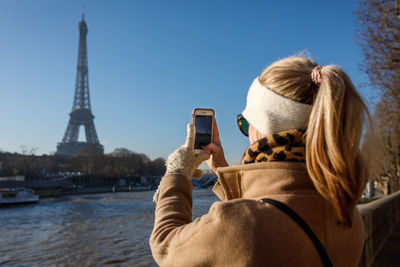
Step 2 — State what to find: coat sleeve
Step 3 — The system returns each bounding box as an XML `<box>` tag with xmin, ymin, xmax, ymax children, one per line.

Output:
<box><xmin>149</xmin><ymin>174</ymin><xmax>233</xmax><ymax>267</ymax></box>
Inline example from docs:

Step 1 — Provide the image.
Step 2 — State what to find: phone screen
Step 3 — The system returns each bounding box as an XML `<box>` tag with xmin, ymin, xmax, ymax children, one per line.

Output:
<box><xmin>194</xmin><ymin>115</ymin><xmax>213</xmax><ymax>149</ymax></box>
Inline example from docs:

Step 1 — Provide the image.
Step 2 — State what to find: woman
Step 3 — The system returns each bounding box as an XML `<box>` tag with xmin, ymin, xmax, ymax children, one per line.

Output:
<box><xmin>150</xmin><ymin>56</ymin><xmax>369</xmax><ymax>266</ymax></box>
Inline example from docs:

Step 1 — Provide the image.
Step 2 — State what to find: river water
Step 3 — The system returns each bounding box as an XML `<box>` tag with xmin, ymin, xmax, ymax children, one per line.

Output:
<box><xmin>0</xmin><ymin>188</ymin><xmax>219</xmax><ymax>266</ymax></box>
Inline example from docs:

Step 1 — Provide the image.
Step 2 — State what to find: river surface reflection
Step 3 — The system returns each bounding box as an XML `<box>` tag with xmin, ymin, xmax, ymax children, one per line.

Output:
<box><xmin>0</xmin><ymin>188</ymin><xmax>219</xmax><ymax>266</ymax></box>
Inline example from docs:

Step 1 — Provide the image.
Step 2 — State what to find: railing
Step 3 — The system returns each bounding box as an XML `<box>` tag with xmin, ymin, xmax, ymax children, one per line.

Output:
<box><xmin>358</xmin><ymin>191</ymin><xmax>400</xmax><ymax>266</ymax></box>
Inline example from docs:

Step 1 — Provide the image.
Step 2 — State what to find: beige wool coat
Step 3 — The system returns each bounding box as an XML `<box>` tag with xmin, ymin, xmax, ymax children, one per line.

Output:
<box><xmin>150</xmin><ymin>162</ymin><xmax>365</xmax><ymax>267</ymax></box>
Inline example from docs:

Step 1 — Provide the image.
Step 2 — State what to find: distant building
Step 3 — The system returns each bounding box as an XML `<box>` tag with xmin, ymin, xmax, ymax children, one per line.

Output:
<box><xmin>0</xmin><ymin>176</ymin><xmax>25</xmax><ymax>181</ymax></box>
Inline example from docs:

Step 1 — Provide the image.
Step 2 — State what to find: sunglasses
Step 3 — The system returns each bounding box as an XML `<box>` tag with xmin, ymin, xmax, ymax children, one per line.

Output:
<box><xmin>237</xmin><ymin>114</ymin><xmax>249</xmax><ymax>137</ymax></box>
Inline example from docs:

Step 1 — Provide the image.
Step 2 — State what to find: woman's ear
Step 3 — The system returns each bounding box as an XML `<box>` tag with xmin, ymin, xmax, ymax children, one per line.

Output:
<box><xmin>248</xmin><ymin>124</ymin><xmax>264</xmax><ymax>144</ymax></box>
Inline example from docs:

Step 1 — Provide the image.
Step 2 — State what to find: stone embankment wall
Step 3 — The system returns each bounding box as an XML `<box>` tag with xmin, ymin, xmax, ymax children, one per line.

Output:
<box><xmin>358</xmin><ymin>191</ymin><xmax>400</xmax><ymax>267</ymax></box>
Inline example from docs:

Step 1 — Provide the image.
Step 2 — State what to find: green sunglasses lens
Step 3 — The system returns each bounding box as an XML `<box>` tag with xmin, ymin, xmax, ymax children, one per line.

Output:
<box><xmin>237</xmin><ymin>114</ymin><xmax>249</xmax><ymax>136</ymax></box>
<box><xmin>241</xmin><ymin>118</ymin><xmax>249</xmax><ymax>136</ymax></box>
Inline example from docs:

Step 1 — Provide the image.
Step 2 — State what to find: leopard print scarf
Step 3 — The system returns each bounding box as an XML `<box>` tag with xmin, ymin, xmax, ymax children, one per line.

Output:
<box><xmin>241</xmin><ymin>129</ymin><xmax>306</xmax><ymax>164</ymax></box>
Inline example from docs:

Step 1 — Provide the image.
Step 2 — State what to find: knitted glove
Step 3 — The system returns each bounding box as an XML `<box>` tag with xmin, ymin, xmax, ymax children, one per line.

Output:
<box><xmin>153</xmin><ymin>123</ymin><xmax>210</xmax><ymax>203</ymax></box>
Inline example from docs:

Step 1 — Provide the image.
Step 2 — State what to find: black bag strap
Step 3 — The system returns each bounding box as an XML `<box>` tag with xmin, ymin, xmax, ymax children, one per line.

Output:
<box><xmin>259</xmin><ymin>198</ymin><xmax>333</xmax><ymax>267</ymax></box>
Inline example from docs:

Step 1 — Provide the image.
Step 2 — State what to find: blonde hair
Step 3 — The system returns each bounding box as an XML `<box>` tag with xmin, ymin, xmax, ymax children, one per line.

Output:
<box><xmin>259</xmin><ymin>56</ymin><xmax>370</xmax><ymax>226</ymax></box>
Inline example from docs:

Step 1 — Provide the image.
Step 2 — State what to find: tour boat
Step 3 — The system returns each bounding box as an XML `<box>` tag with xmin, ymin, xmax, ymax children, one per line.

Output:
<box><xmin>0</xmin><ymin>188</ymin><xmax>39</xmax><ymax>205</ymax></box>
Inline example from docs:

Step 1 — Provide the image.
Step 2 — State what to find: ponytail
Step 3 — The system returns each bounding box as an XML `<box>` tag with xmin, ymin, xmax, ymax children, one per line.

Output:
<box><xmin>306</xmin><ymin>66</ymin><xmax>369</xmax><ymax>226</ymax></box>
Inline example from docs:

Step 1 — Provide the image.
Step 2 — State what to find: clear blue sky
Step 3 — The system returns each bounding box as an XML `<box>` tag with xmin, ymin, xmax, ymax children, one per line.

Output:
<box><xmin>0</xmin><ymin>0</ymin><xmax>374</xmax><ymax>165</ymax></box>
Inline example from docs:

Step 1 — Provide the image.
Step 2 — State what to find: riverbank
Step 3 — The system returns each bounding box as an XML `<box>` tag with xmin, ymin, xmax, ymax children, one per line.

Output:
<box><xmin>59</xmin><ymin>185</ymin><xmax>152</xmax><ymax>196</ymax></box>
<box><xmin>29</xmin><ymin>185</ymin><xmax>154</xmax><ymax>199</ymax></box>
<box><xmin>33</xmin><ymin>185</ymin><xmax>153</xmax><ymax>199</ymax></box>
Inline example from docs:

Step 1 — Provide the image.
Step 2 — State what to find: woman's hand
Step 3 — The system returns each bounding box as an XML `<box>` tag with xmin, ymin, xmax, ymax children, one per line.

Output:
<box><xmin>202</xmin><ymin>119</ymin><xmax>228</xmax><ymax>173</ymax></box>
<box><xmin>165</xmin><ymin>123</ymin><xmax>210</xmax><ymax>179</ymax></box>
<box><xmin>154</xmin><ymin>123</ymin><xmax>210</xmax><ymax>203</ymax></box>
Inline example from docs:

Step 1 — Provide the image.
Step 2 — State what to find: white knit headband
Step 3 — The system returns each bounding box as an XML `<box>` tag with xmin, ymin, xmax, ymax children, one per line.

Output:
<box><xmin>242</xmin><ymin>77</ymin><xmax>312</xmax><ymax>137</ymax></box>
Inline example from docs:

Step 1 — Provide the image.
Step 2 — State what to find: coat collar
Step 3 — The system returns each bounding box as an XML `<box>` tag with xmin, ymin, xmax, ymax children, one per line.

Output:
<box><xmin>213</xmin><ymin>162</ymin><xmax>317</xmax><ymax>201</ymax></box>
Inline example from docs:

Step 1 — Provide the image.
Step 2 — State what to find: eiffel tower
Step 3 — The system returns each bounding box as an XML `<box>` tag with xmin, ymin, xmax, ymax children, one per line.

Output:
<box><xmin>57</xmin><ymin>11</ymin><xmax>104</xmax><ymax>157</ymax></box>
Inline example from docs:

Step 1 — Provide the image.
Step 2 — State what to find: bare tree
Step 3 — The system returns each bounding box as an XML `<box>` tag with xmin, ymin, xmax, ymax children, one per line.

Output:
<box><xmin>356</xmin><ymin>0</ymin><xmax>400</xmax><ymax>192</ymax></box>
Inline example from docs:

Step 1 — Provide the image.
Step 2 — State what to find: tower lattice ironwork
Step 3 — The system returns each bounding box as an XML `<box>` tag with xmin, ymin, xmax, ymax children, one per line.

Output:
<box><xmin>57</xmin><ymin>12</ymin><xmax>103</xmax><ymax>157</ymax></box>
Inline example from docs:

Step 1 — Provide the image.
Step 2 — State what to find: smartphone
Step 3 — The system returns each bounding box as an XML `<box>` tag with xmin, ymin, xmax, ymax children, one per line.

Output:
<box><xmin>192</xmin><ymin>108</ymin><xmax>214</xmax><ymax>151</ymax></box>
